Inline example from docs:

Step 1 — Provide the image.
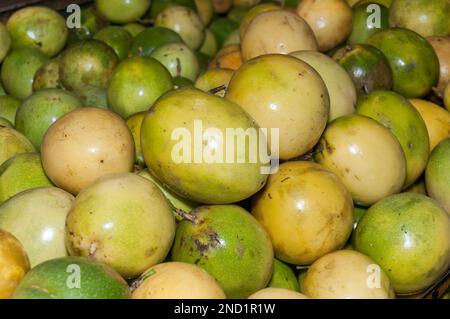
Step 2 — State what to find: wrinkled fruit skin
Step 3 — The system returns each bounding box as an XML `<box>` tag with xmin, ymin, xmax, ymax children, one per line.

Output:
<box><xmin>171</xmin><ymin>205</ymin><xmax>274</xmax><ymax>298</ymax></box>
<box><xmin>354</xmin><ymin>193</ymin><xmax>450</xmax><ymax>295</ymax></box>
<box><xmin>12</xmin><ymin>257</ymin><xmax>129</xmax><ymax>299</ymax></box>
<box><xmin>96</xmin><ymin>0</ymin><xmax>151</xmax><ymax>24</ymax></box>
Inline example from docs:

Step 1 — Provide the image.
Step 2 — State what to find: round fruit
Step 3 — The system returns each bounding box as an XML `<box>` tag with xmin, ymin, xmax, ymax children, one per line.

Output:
<box><xmin>297</xmin><ymin>0</ymin><xmax>353</xmax><ymax>52</ymax></box>
<box><xmin>223</xmin><ymin>29</ymin><xmax>240</xmax><ymax>46</ymax></box>
<box><xmin>12</xmin><ymin>257</ymin><xmax>129</xmax><ymax>299</ymax></box>
<box><xmin>389</xmin><ymin>0</ymin><xmax>450</xmax><ymax>38</ymax></box>
<box><xmin>0</xmin><ymin>152</ymin><xmax>53</xmax><ymax>204</ymax></box>
<box><xmin>268</xmin><ymin>259</ymin><xmax>300</xmax><ymax>291</ymax></box>
<box><xmin>0</xmin><ymin>127</ymin><xmax>35</xmax><ymax>167</ymax></box>
<box><xmin>291</xmin><ymin>50</ymin><xmax>356</xmax><ymax>122</ymax></box>
<box><xmin>409</xmin><ymin>99</ymin><xmax>450</xmax><ymax>150</ymax></box>
<box><xmin>0</xmin><ymin>229</ymin><xmax>30</xmax><ymax>299</ymax></box>
<box><xmin>59</xmin><ymin>40</ymin><xmax>119</xmax><ymax>92</ymax></box>
<box><xmin>0</xmin><ymin>187</ymin><xmax>74</xmax><ymax>267</ymax></box>
<box><xmin>195</xmin><ymin>0</ymin><xmax>214</xmax><ymax>26</ymax></box>
<box><xmin>41</xmin><ymin>107</ymin><xmax>134</xmax><ymax>195</ymax></box>
<box><xmin>141</xmin><ymin>88</ymin><xmax>268</xmax><ymax>204</ymax></box>
<box><xmin>132</xmin><ymin>262</ymin><xmax>225</xmax><ymax>299</ymax></box>
<box><xmin>357</xmin><ymin>90</ymin><xmax>429</xmax><ymax>188</ymax></box>
<box><xmin>314</xmin><ymin>114</ymin><xmax>406</xmax><ymax>206</ymax></box>
<box><xmin>0</xmin><ymin>95</ymin><xmax>21</xmax><ymax>125</ymax></box>
<box><xmin>155</xmin><ymin>6</ymin><xmax>205</xmax><ymax>50</ymax></box>
<box><xmin>354</xmin><ymin>193</ymin><xmax>450</xmax><ymax>295</ymax></box>
<box><xmin>130</xmin><ymin>27</ymin><xmax>184</xmax><ymax>58</ymax></box>
<box><xmin>425</xmin><ymin>138</ymin><xmax>450</xmax><ymax>214</ymax></box>
<box><xmin>66</xmin><ymin>173</ymin><xmax>175</xmax><ymax>278</ymax></box>
<box><xmin>108</xmin><ymin>57</ymin><xmax>173</xmax><ymax>118</ymax></box>
<box><xmin>239</xmin><ymin>3</ymin><xmax>281</xmax><ymax>38</ymax></box>
<box><xmin>149</xmin><ymin>0</ymin><xmax>196</xmax><ymax>19</ymax></box>
<box><xmin>126</xmin><ymin>112</ymin><xmax>145</xmax><ymax>166</ymax></box>
<box><xmin>96</xmin><ymin>0</ymin><xmax>151</xmax><ymax>24</ymax></box>
<box><xmin>75</xmin><ymin>85</ymin><xmax>109</xmax><ymax>109</ymax></box>
<box><xmin>171</xmin><ymin>205</ymin><xmax>274</xmax><ymax>298</ymax></box>
<box><xmin>195</xmin><ymin>68</ymin><xmax>234</xmax><ymax>98</ymax></box>
<box><xmin>16</xmin><ymin>89</ymin><xmax>83</xmax><ymax>149</ymax></box>
<box><xmin>226</xmin><ymin>54</ymin><xmax>329</xmax><ymax>160</ymax></box>
<box><xmin>0</xmin><ymin>22</ymin><xmax>11</xmax><ymax>63</ymax></box>
<box><xmin>67</xmin><ymin>7</ymin><xmax>108</xmax><ymax>45</ymax></box>
<box><xmin>427</xmin><ymin>36</ymin><xmax>450</xmax><ymax>97</ymax></box>
<box><xmin>248</xmin><ymin>288</ymin><xmax>308</xmax><ymax>299</ymax></box>
<box><xmin>333</xmin><ymin>44</ymin><xmax>393</xmax><ymax>96</ymax></box>
<box><xmin>123</xmin><ymin>23</ymin><xmax>146</xmax><ymax>37</ymax></box>
<box><xmin>241</xmin><ymin>10</ymin><xmax>318</xmax><ymax>61</ymax></box>
<box><xmin>199</xmin><ymin>29</ymin><xmax>218</xmax><ymax>57</ymax></box>
<box><xmin>1</xmin><ymin>47</ymin><xmax>49</xmax><ymax>99</ymax></box>
<box><xmin>208</xmin><ymin>44</ymin><xmax>243</xmax><ymax>70</ymax></box>
<box><xmin>252</xmin><ymin>161</ymin><xmax>354</xmax><ymax>265</ymax></box>
<box><xmin>137</xmin><ymin>169</ymin><xmax>198</xmax><ymax>213</ymax></box>
<box><xmin>366</xmin><ymin>28</ymin><xmax>439</xmax><ymax>98</ymax></box>
<box><xmin>173</xmin><ymin>76</ymin><xmax>193</xmax><ymax>89</ymax></box>
<box><xmin>208</xmin><ymin>18</ymin><xmax>239</xmax><ymax>48</ymax></box>
<box><xmin>348</xmin><ymin>2</ymin><xmax>389</xmax><ymax>44</ymax></box>
<box><xmin>94</xmin><ymin>26</ymin><xmax>133</xmax><ymax>60</ymax></box>
<box><xmin>32</xmin><ymin>58</ymin><xmax>62</xmax><ymax>91</ymax></box>
<box><xmin>7</xmin><ymin>6</ymin><xmax>67</xmax><ymax>57</ymax></box>
<box><xmin>151</xmin><ymin>43</ymin><xmax>199</xmax><ymax>81</ymax></box>
<box><xmin>303</xmin><ymin>250</ymin><xmax>395</xmax><ymax>299</ymax></box>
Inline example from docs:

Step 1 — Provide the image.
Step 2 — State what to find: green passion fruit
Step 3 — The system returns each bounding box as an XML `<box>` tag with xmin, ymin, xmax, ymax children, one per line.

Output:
<box><xmin>348</xmin><ymin>2</ymin><xmax>389</xmax><ymax>44</ymax></box>
<box><xmin>151</xmin><ymin>43</ymin><xmax>200</xmax><ymax>81</ymax></box>
<box><xmin>149</xmin><ymin>0</ymin><xmax>196</xmax><ymax>19</ymax></box>
<box><xmin>366</xmin><ymin>28</ymin><xmax>439</xmax><ymax>98</ymax></box>
<box><xmin>354</xmin><ymin>193</ymin><xmax>450</xmax><ymax>295</ymax></box>
<box><xmin>67</xmin><ymin>7</ymin><xmax>108</xmax><ymax>45</ymax></box>
<box><xmin>0</xmin><ymin>127</ymin><xmax>35</xmax><ymax>167</ymax></box>
<box><xmin>123</xmin><ymin>23</ymin><xmax>146</xmax><ymax>37</ymax></box>
<box><xmin>13</xmin><ymin>257</ymin><xmax>129</xmax><ymax>299</ymax></box>
<box><xmin>126</xmin><ymin>112</ymin><xmax>146</xmax><ymax>166</ymax></box>
<box><xmin>129</xmin><ymin>27</ymin><xmax>184</xmax><ymax>57</ymax></box>
<box><xmin>75</xmin><ymin>85</ymin><xmax>109</xmax><ymax>109</ymax></box>
<box><xmin>267</xmin><ymin>259</ymin><xmax>300</xmax><ymax>292</ymax></box>
<box><xmin>94</xmin><ymin>26</ymin><xmax>133</xmax><ymax>60</ymax></box>
<box><xmin>96</xmin><ymin>0</ymin><xmax>151</xmax><ymax>24</ymax></box>
<box><xmin>0</xmin><ymin>22</ymin><xmax>11</xmax><ymax>63</ymax></box>
<box><xmin>171</xmin><ymin>205</ymin><xmax>274</xmax><ymax>298</ymax></box>
<box><xmin>32</xmin><ymin>58</ymin><xmax>63</xmax><ymax>91</ymax></box>
<box><xmin>0</xmin><ymin>95</ymin><xmax>21</xmax><ymax>125</ymax></box>
<box><xmin>208</xmin><ymin>18</ymin><xmax>239</xmax><ymax>48</ymax></box>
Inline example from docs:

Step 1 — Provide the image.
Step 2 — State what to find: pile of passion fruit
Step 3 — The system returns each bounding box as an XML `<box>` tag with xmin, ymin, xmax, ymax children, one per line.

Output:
<box><xmin>0</xmin><ymin>0</ymin><xmax>449</xmax><ymax>300</ymax></box>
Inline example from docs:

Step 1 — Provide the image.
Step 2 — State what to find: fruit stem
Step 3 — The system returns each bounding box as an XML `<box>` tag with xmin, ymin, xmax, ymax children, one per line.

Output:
<box><xmin>174</xmin><ymin>209</ymin><xmax>197</xmax><ymax>223</ymax></box>
<box><xmin>208</xmin><ymin>85</ymin><xmax>226</xmax><ymax>95</ymax></box>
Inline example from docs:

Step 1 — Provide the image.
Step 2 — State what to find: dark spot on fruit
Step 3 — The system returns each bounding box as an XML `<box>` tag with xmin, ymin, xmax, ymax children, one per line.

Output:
<box><xmin>268</xmin><ymin>193</ymin><xmax>272</xmax><ymax>199</ymax></box>
<box><xmin>145</xmin><ymin>247</ymin><xmax>157</xmax><ymax>257</ymax></box>
<box><xmin>281</xmin><ymin>177</ymin><xmax>291</xmax><ymax>183</ymax></box>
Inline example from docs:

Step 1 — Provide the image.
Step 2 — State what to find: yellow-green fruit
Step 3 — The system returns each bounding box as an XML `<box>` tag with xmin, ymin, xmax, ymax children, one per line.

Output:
<box><xmin>303</xmin><ymin>250</ymin><xmax>395</xmax><ymax>299</ymax></box>
<box><xmin>195</xmin><ymin>0</ymin><xmax>214</xmax><ymax>26</ymax></box>
<box><xmin>95</xmin><ymin>0</ymin><xmax>151</xmax><ymax>24</ymax></box>
<box><xmin>126</xmin><ymin>112</ymin><xmax>146</xmax><ymax>167</ymax></box>
<box><xmin>445</xmin><ymin>82</ymin><xmax>450</xmax><ymax>111</ymax></box>
<box><xmin>226</xmin><ymin>54</ymin><xmax>329</xmax><ymax>160</ymax></box>
<box><xmin>427</xmin><ymin>37</ymin><xmax>450</xmax><ymax>97</ymax></box>
<box><xmin>248</xmin><ymin>288</ymin><xmax>308</xmax><ymax>299</ymax></box>
<box><xmin>267</xmin><ymin>259</ymin><xmax>300</xmax><ymax>292</ymax></box>
<box><xmin>357</xmin><ymin>91</ymin><xmax>430</xmax><ymax>188</ymax></box>
<box><xmin>132</xmin><ymin>262</ymin><xmax>225</xmax><ymax>299</ymax></box>
<box><xmin>252</xmin><ymin>161</ymin><xmax>354</xmax><ymax>265</ymax></box>
<box><xmin>0</xmin><ymin>96</ymin><xmax>21</xmax><ymax>125</ymax></box>
<box><xmin>194</xmin><ymin>68</ymin><xmax>234</xmax><ymax>98</ymax></box>
<box><xmin>199</xmin><ymin>29</ymin><xmax>218</xmax><ymax>57</ymax></box>
<box><xmin>66</xmin><ymin>173</ymin><xmax>176</xmax><ymax>278</ymax></box>
<box><xmin>0</xmin><ymin>22</ymin><xmax>11</xmax><ymax>63</ymax></box>
<box><xmin>239</xmin><ymin>3</ymin><xmax>281</xmax><ymax>39</ymax></box>
<box><xmin>314</xmin><ymin>115</ymin><xmax>406</xmax><ymax>206</ymax></box>
<box><xmin>0</xmin><ymin>187</ymin><xmax>74</xmax><ymax>267</ymax></box>
<box><xmin>0</xmin><ymin>230</ymin><xmax>30</xmax><ymax>299</ymax></box>
<box><xmin>409</xmin><ymin>99</ymin><xmax>450</xmax><ymax>151</ymax></box>
<box><xmin>0</xmin><ymin>127</ymin><xmax>35</xmax><ymax>167</ymax></box>
<box><xmin>291</xmin><ymin>50</ymin><xmax>356</xmax><ymax>122</ymax></box>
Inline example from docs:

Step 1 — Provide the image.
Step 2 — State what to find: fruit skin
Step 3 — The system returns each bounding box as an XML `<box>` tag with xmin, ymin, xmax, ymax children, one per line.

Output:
<box><xmin>239</xmin><ymin>3</ymin><xmax>281</xmax><ymax>39</ymax></box>
<box><xmin>291</xmin><ymin>50</ymin><xmax>356</xmax><ymax>122</ymax></box>
<box><xmin>155</xmin><ymin>6</ymin><xmax>205</xmax><ymax>50</ymax></box>
<box><xmin>1</xmin><ymin>47</ymin><xmax>49</xmax><ymax>100</ymax></box>
<box><xmin>67</xmin><ymin>7</ymin><xmax>108</xmax><ymax>45</ymax></box>
<box><xmin>194</xmin><ymin>68</ymin><xmax>234</xmax><ymax>98</ymax></box>
<box><xmin>123</xmin><ymin>23</ymin><xmax>146</xmax><ymax>37</ymax></box>
<box><xmin>151</xmin><ymin>43</ymin><xmax>199</xmax><ymax>81</ymax></box>
<box><xmin>171</xmin><ymin>205</ymin><xmax>274</xmax><ymax>299</ymax></box>
<box><xmin>409</xmin><ymin>99</ymin><xmax>450</xmax><ymax>150</ymax></box>
<box><xmin>0</xmin><ymin>152</ymin><xmax>53</xmax><ymax>204</ymax></box>
<box><xmin>66</xmin><ymin>173</ymin><xmax>176</xmax><ymax>278</ymax></box>
<box><xmin>41</xmin><ymin>107</ymin><xmax>135</xmax><ymax>195</ymax></box>
<box><xmin>108</xmin><ymin>57</ymin><xmax>173</xmax><ymax>119</ymax></box>
<box><xmin>0</xmin><ymin>187</ymin><xmax>74</xmax><ymax>267</ymax></box>
<box><xmin>366</xmin><ymin>28</ymin><xmax>440</xmax><ymax>98</ymax></box>
<box><xmin>297</xmin><ymin>0</ymin><xmax>353</xmax><ymax>52</ymax></box>
<box><xmin>129</xmin><ymin>27</ymin><xmax>184</xmax><ymax>57</ymax></box>
<box><xmin>267</xmin><ymin>259</ymin><xmax>300</xmax><ymax>292</ymax></box>
<box><xmin>12</xmin><ymin>257</ymin><xmax>129</xmax><ymax>299</ymax></box>
<box><xmin>59</xmin><ymin>40</ymin><xmax>119</xmax><ymax>93</ymax></box>
<box><xmin>0</xmin><ymin>117</ymin><xmax>11</xmax><ymax>128</ymax></box>
<box><xmin>94</xmin><ymin>26</ymin><xmax>133</xmax><ymax>61</ymax></box>
<box><xmin>357</xmin><ymin>90</ymin><xmax>429</xmax><ymax>188</ymax></box>
<box><xmin>173</xmin><ymin>76</ymin><xmax>193</xmax><ymax>89</ymax></box>
<box><xmin>208</xmin><ymin>44</ymin><xmax>243</xmax><ymax>70</ymax></box>
<box><xmin>149</xmin><ymin>0</ymin><xmax>196</xmax><ymax>20</ymax></box>
<box><xmin>132</xmin><ymin>262</ymin><xmax>225</xmax><ymax>299</ymax></box>
<box><xmin>303</xmin><ymin>250</ymin><xmax>395</xmax><ymax>299</ymax></box>
<box><xmin>199</xmin><ymin>29</ymin><xmax>218</xmax><ymax>57</ymax></box>
<box><xmin>0</xmin><ymin>127</ymin><xmax>35</xmax><ymax>167</ymax></box>
<box><xmin>314</xmin><ymin>115</ymin><xmax>406</xmax><ymax>206</ymax></box>
<box><xmin>248</xmin><ymin>288</ymin><xmax>308</xmax><ymax>299</ymax></box>
<box><xmin>96</xmin><ymin>0</ymin><xmax>151</xmax><ymax>24</ymax></box>
<box><xmin>208</xmin><ymin>18</ymin><xmax>239</xmax><ymax>48</ymax></box>
<box><xmin>425</xmin><ymin>138</ymin><xmax>450</xmax><ymax>214</ymax></box>
<box><xmin>32</xmin><ymin>58</ymin><xmax>63</xmax><ymax>91</ymax></box>
<box><xmin>348</xmin><ymin>2</ymin><xmax>389</xmax><ymax>44</ymax></box>
<box><xmin>241</xmin><ymin>10</ymin><xmax>318</xmax><ymax>62</ymax></box>
<box><xmin>15</xmin><ymin>89</ymin><xmax>83</xmax><ymax>149</ymax></box>
<box><xmin>354</xmin><ymin>193</ymin><xmax>450</xmax><ymax>295</ymax></box>
<box><xmin>0</xmin><ymin>22</ymin><xmax>11</xmax><ymax>63</ymax></box>
<box><xmin>389</xmin><ymin>0</ymin><xmax>450</xmax><ymax>38</ymax></box>
<box><xmin>0</xmin><ymin>229</ymin><xmax>30</xmax><ymax>299</ymax></box>
<box><xmin>126</xmin><ymin>112</ymin><xmax>146</xmax><ymax>166</ymax></box>
<box><xmin>7</xmin><ymin>6</ymin><xmax>68</xmax><ymax>57</ymax></box>
<box><xmin>333</xmin><ymin>44</ymin><xmax>393</xmax><ymax>96</ymax></box>
<box><xmin>445</xmin><ymin>83</ymin><xmax>450</xmax><ymax>111</ymax></box>
<box><xmin>137</xmin><ymin>169</ymin><xmax>198</xmax><ymax>213</ymax></box>
<box><xmin>0</xmin><ymin>95</ymin><xmax>21</xmax><ymax>125</ymax></box>
<box><xmin>75</xmin><ymin>85</ymin><xmax>109</xmax><ymax>109</ymax></box>
<box><xmin>226</xmin><ymin>54</ymin><xmax>329</xmax><ymax>160</ymax></box>
<box><xmin>252</xmin><ymin>161</ymin><xmax>354</xmax><ymax>265</ymax></box>
<box><xmin>427</xmin><ymin>36</ymin><xmax>450</xmax><ymax>97</ymax></box>
<box><xmin>141</xmin><ymin>88</ymin><xmax>268</xmax><ymax>204</ymax></box>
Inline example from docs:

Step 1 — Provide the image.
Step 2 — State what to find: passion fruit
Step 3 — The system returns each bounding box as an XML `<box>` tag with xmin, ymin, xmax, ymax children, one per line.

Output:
<box><xmin>348</xmin><ymin>2</ymin><xmax>389</xmax><ymax>44</ymax></box>
<box><xmin>0</xmin><ymin>96</ymin><xmax>21</xmax><ymax>125</ymax></box>
<box><xmin>94</xmin><ymin>26</ymin><xmax>133</xmax><ymax>60</ymax></box>
<box><xmin>0</xmin><ymin>127</ymin><xmax>35</xmax><ymax>167</ymax></box>
<box><xmin>268</xmin><ymin>260</ymin><xmax>300</xmax><ymax>292</ymax></box>
<box><xmin>151</xmin><ymin>43</ymin><xmax>200</xmax><ymax>81</ymax></box>
<box><xmin>126</xmin><ymin>112</ymin><xmax>146</xmax><ymax>166</ymax></box>
<box><xmin>239</xmin><ymin>3</ymin><xmax>281</xmax><ymax>38</ymax></box>
<box><xmin>129</xmin><ymin>27</ymin><xmax>184</xmax><ymax>57</ymax></box>
<box><xmin>194</xmin><ymin>68</ymin><xmax>234</xmax><ymax>98</ymax></box>
<box><xmin>427</xmin><ymin>36</ymin><xmax>450</xmax><ymax>97</ymax></box>
<box><xmin>96</xmin><ymin>0</ymin><xmax>151</xmax><ymax>24</ymax></box>
<box><xmin>0</xmin><ymin>22</ymin><xmax>11</xmax><ymax>63</ymax></box>
<box><xmin>32</xmin><ymin>58</ymin><xmax>63</xmax><ymax>91</ymax></box>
